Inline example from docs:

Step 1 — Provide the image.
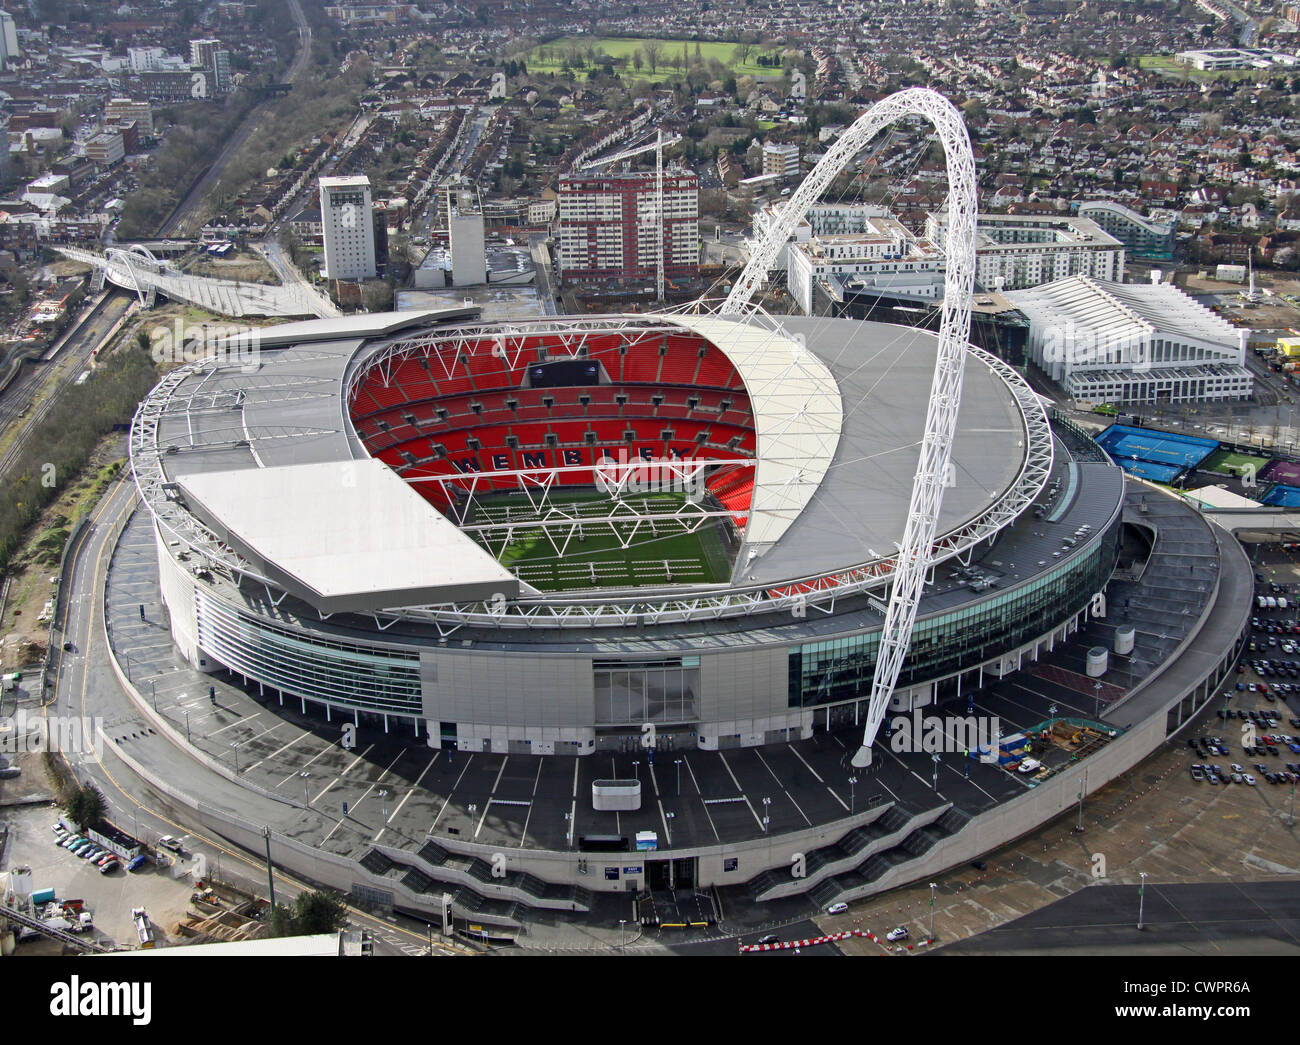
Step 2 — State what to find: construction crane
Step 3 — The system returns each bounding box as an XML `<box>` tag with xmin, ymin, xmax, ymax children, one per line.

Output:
<box><xmin>578</xmin><ymin>130</ymin><xmax>682</xmax><ymax>302</ymax></box>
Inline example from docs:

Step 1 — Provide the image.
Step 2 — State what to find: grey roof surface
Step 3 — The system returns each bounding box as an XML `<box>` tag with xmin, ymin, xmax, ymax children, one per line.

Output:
<box><xmin>747</xmin><ymin>316</ymin><xmax>1027</xmax><ymax>584</ymax></box>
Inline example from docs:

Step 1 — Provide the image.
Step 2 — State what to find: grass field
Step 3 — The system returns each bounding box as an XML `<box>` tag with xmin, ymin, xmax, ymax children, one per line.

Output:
<box><xmin>1202</xmin><ymin>447</ymin><xmax>1270</xmax><ymax>478</ymax></box>
<box><xmin>465</xmin><ymin>489</ymin><xmax>734</xmax><ymax>592</ymax></box>
<box><xmin>1138</xmin><ymin>55</ymin><xmax>1264</xmax><ymax>82</ymax></box>
<box><xmin>525</xmin><ymin>37</ymin><xmax>787</xmax><ymax>83</ymax></box>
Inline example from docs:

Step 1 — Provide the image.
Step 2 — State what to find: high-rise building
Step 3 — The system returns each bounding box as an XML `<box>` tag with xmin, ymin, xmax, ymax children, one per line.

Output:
<box><xmin>106</xmin><ymin>98</ymin><xmax>154</xmax><ymax>138</ymax></box>
<box><xmin>320</xmin><ymin>175</ymin><xmax>377</xmax><ymax>281</ymax></box>
<box><xmin>761</xmin><ymin>142</ymin><xmax>800</xmax><ymax>178</ymax></box>
<box><xmin>0</xmin><ymin>12</ymin><xmax>19</xmax><ymax>71</ymax></box>
<box><xmin>556</xmin><ymin>168</ymin><xmax>698</xmax><ymax>283</ymax></box>
<box><xmin>189</xmin><ymin>39</ymin><xmax>232</xmax><ymax>95</ymax></box>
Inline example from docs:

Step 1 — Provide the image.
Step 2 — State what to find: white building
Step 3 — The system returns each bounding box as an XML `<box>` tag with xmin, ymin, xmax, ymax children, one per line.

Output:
<box><xmin>926</xmin><ymin>212</ymin><xmax>1125</xmax><ymax>291</ymax></box>
<box><xmin>787</xmin><ymin>217</ymin><xmax>944</xmax><ymax>315</ymax></box>
<box><xmin>127</xmin><ymin>46</ymin><xmax>168</xmax><ymax>73</ymax></box>
<box><xmin>1007</xmin><ymin>275</ymin><xmax>1252</xmax><ymax>404</ymax></box>
<box><xmin>320</xmin><ymin>175</ymin><xmax>376</xmax><ymax>281</ymax></box>
<box><xmin>447</xmin><ymin>186</ymin><xmax>486</xmax><ymax>287</ymax></box>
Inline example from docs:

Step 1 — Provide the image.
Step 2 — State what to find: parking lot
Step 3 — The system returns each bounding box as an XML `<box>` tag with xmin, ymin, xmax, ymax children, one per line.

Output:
<box><xmin>1192</xmin><ymin>542</ymin><xmax>1300</xmax><ymax>793</ymax></box>
<box><xmin>2</xmin><ymin>797</ymin><xmax>196</xmax><ymax>952</ymax></box>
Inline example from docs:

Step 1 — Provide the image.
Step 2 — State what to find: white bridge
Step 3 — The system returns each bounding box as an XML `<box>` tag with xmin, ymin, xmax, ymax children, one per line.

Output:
<box><xmin>55</xmin><ymin>244</ymin><xmax>331</xmax><ymax>319</ymax></box>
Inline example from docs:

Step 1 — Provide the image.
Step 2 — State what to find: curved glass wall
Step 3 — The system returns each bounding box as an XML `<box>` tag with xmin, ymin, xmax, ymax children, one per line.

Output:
<box><xmin>788</xmin><ymin>519</ymin><xmax>1121</xmax><ymax>708</ymax></box>
<box><xmin>195</xmin><ymin>592</ymin><xmax>423</xmax><ymax>715</ymax></box>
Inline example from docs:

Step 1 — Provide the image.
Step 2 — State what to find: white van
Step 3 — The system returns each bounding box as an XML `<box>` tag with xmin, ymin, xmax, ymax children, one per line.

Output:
<box><xmin>1259</xmin><ymin>595</ymin><xmax>1268</xmax><ymax>609</ymax></box>
<box><xmin>1280</xmin><ymin>597</ymin><xmax>1289</xmax><ymax>611</ymax></box>
<box><xmin>1268</xmin><ymin>596</ymin><xmax>1278</xmax><ymax>610</ymax></box>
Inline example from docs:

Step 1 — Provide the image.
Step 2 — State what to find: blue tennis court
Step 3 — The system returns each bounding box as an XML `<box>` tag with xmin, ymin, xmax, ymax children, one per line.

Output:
<box><xmin>1263</xmin><ymin>484</ymin><xmax>1300</xmax><ymax>508</ymax></box>
<box><xmin>1095</xmin><ymin>424</ymin><xmax>1218</xmax><ymax>475</ymax></box>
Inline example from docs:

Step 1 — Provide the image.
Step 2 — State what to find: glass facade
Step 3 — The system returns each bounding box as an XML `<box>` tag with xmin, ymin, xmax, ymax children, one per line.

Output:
<box><xmin>788</xmin><ymin>520</ymin><xmax>1121</xmax><ymax>708</ymax></box>
<box><xmin>195</xmin><ymin>593</ymin><xmax>423</xmax><ymax>715</ymax></box>
<box><xmin>593</xmin><ymin>657</ymin><xmax>700</xmax><ymax>724</ymax></box>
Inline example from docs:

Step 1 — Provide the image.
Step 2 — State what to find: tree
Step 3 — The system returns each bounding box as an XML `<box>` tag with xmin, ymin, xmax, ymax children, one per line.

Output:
<box><xmin>642</xmin><ymin>41</ymin><xmax>662</xmax><ymax>74</ymax></box>
<box><xmin>65</xmin><ymin>781</ymin><xmax>106</xmax><ymax>831</ymax></box>
<box><xmin>270</xmin><ymin>889</ymin><xmax>350</xmax><ymax>936</ymax></box>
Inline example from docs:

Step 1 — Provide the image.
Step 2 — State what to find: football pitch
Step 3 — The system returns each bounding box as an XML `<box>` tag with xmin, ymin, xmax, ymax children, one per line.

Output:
<box><xmin>464</xmin><ymin>489</ymin><xmax>735</xmax><ymax>592</ymax></box>
<box><xmin>1202</xmin><ymin>448</ymin><xmax>1270</xmax><ymax>479</ymax></box>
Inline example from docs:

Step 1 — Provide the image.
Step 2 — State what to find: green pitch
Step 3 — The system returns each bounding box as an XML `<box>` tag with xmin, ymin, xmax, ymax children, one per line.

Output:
<box><xmin>464</xmin><ymin>489</ymin><xmax>735</xmax><ymax>592</ymax></box>
<box><xmin>1202</xmin><ymin>448</ymin><xmax>1270</xmax><ymax>478</ymax></box>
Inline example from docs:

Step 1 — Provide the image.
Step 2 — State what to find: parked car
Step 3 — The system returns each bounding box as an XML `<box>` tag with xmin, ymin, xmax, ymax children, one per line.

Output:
<box><xmin>126</xmin><ymin>854</ymin><xmax>148</xmax><ymax>873</ymax></box>
<box><xmin>886</xmin><ymin>926</ymin><xmax>910</xmax><ymax>942</ymax></box>
<box><xmin>826</xmin><ymin>902</ymin><xmax>849</xmax><ymax>915</ymax></box>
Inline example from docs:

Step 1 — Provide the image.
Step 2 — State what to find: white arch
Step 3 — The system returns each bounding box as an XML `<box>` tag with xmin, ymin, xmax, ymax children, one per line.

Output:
<box><xmin>724</xmin><ymin>87</ymin><xmax>979</xmax><ymax>769</ymax></box>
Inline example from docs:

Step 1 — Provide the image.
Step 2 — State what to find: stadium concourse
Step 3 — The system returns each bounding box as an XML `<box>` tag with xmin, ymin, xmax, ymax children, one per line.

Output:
<box><xmin>89</xmin><ymin>305</ymin><xmax>1252</xmax><ymax>932</ymax></box>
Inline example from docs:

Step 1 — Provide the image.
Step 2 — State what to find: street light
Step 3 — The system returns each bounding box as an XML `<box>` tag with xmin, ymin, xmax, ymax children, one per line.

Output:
<box><xmin>762</xmin><ymin>796</ymin><xmax>771</xmax><ymax>834</ymax></box>
<box><xmin>300</xmin><ymin>771</ymin><xmax>310</xmax><ymax>807</ymax></box>
<box><xmin>619</xmin><ymin>919</ymin><xmax>627</xmax><ymax>953</ymax></box>
<box><xmin>665</xmin><ymin>810</ymin><xmax>675</xmax><ymax>846</ymax></box>
<box><xmin>632</xmin><ymin>760</ymin><xmax>639</xmax><ymax>781</ymax></box>
<box><xmin>1136</xmin><ymin>871</ymin><xmax>1148</xmax><ymax>930</ymax></box>
<box><xmin>849</xmin><ymin>775</ymin><xmax>858</xmax><ymax>815</ymax></box>
<box><xmin>378</xmin><ymin>788</ymin><xmax>389</xmax><ymax>823</ymax></box>
<box><xmin>931</xmin><ymin>753</ymin><xmax>940</xmax><ymax>792</ymax></box>
<box><xmin>674</xmin><ymin>759</ymin><xmax>682</xmax><ymax>796</ymax></box>
<box><xmin>928</xmin><ymin>882</ymin><xmax>937</xmax><ymax>943</ymax></box>
<box><xmin>231</xmin><ymin>742</ymin><xmax>240</xmax><ymax>772</ymax></box>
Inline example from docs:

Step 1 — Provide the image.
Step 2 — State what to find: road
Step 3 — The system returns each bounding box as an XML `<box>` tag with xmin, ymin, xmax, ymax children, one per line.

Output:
<box><xmin>158</xmin><ymin>0</ymin><xmax>313</xmax><ymax>237</ymax></box>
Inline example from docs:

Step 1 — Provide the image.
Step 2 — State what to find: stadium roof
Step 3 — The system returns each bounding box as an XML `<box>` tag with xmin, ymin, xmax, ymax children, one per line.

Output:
<box><xmin>1007</xmin><ymin>276</ymin><xmax>1244</xmax><ymax>353</ymax></box>
<box><xmin>669</xmin><ymin>314</ymin><xmax>842</xmax><ymax>550</ymax></box>
<box><xmin>176</xmin><ymin>459</ymin><xmax>518</xmax><ymax>613</ymax></box>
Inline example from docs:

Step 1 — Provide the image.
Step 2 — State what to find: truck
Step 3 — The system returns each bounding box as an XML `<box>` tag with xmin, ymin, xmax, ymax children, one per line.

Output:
<box><xmin>130</xmin><ymin>907</ymin><xmax>154</xmax><ymax>948</ymax></box>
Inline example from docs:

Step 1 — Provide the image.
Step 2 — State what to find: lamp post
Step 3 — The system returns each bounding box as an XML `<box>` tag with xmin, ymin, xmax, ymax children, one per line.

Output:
<box><xmin>665</xmin><ymin>810</ymin><xmax>675</xmax><ymax>846</ymax></box>
<box><xmin>928</xmin><ymin>881</ymin><xmax>937</xmax><ymax>943</ymax></box>
<box><xmin>619</xmin><ymin>919</ymin><xmax>626</xmax><ymax>953</ymax></box>
<box><xmin>231</xmin><ymin>742</ymin><xmax>240</xmax><ymax>773</ymax></box>
<box><xmin>379</xmin><ymin>788</ymin><xmax>389</xmax><ymax>824</ymax></box>
<box><xmin>564</xmin><ymin>811</ymin><xmax>573</xmax><ymax>848</ymax></box>
<box><xmin>1137</xmin><ymin>871</ymin><xmax>1148</xmax><ymax>930</ymax></box>
<box><xmin>849</xmin><ymin>775</ymin><xmax>858</xmax><ymax>815</ymax></box>
<box><xmin>184</xmin><ymin>711</ymin><xmax>190</xmax><ymax>743</ymax></box>
<box><xmin>762</xmin><ymin>796</ymin><xmax>771</xmax><ymax>834</ymax></box>
<box><xmin>675</xmin><ymin>759</ymin><xmax>682</xmax><ymax>796</ymax></box>
<box><xmin>931</xmin><ymin>753</ymin><xmax>940</xmax><ymax>793</ymax></box>
<box><xmin>632</xmin><ymin>760</ymin><xmax>639</xmax><ymax>781</ymax></box>
<box><xmin>300</xmin><ymin>771</ymin><xmax>310</xmax><ymax>807</ymax></box>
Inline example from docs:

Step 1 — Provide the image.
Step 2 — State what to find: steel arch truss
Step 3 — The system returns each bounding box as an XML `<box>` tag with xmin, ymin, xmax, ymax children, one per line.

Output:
<box><xmin>722</xmin><ymin>88</ymin><xmax>983</xmax><ymax>768</ymax></box>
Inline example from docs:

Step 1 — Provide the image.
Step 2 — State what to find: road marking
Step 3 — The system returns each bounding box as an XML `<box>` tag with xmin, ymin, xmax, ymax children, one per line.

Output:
<box><xmin>787</xmin><ymin>744</ymin><xmax>825</xmax><ymax>783</ymax></box>
<box><xmin>243</xmin><ymin>730</ymin><xmax>312</xmax><ymax>773</ymax></box>
<box><xmin>208</xmin><ymin>712</ymin><xmax>261</xmax><ymax>737</ymax></box>
<box><xmin>311</xmin><ymin>743</ymin><xmax>375</xmax><ymax>804</ymax></box>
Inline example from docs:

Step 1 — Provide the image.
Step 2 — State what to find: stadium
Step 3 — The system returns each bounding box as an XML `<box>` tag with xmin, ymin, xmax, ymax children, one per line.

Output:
<box><xmin>114</xmin><ymin>91</ymin><xmax>1250</xmax><ymax>914</ymax></box>
<box><xmin>130</xmin><ymin>305</ymin><xmax>1103</xmax><ymax>753</ymax></box>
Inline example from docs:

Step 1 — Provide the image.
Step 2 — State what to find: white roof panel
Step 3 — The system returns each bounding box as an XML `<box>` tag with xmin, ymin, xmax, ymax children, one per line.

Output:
<box><xmin>176</xmin><ymin>458</ymin><xmax>517</xmax><ymax>612</ymax></box>
<box><xmin>669</xmin><ymin>314</ymin><xmax>843</xmax><ymax>549</ymax></box>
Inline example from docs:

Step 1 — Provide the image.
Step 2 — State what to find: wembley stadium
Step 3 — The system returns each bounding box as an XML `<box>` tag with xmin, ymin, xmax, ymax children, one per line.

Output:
<box><xmin>130</xmin><ymin>305</ymin><xmax>1124</xmax><ymax>757</ymax></box>
<box><xmin>111</xmin><ymin>89</ymin><xmax>1250</xmax><ymax>915</ymax></box>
